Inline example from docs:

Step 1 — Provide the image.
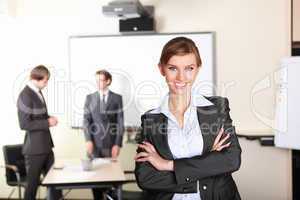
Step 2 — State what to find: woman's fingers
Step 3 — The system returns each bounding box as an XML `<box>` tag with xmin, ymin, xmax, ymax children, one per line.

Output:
<box><xmin>213</xmin><ymin>126</ymin><xmax>224</xmax><ymax>146</ymax></box>
<box><xmin>136</xmin><ymin>141</ymin><xmax>158</xmax><ymax>163</ymax></box>
<box><xmin>134</xmin><ymin>152</ymin><xmax>149</xmax><ymax>160</ymax></box>
<box><xmin>212</xmin><ymin>127</ymin><xmax>232</xmax><ymax>152</ymax></box>
<box><xmin>138</xmin><ymin>143</ymin><xmax>153</xmax><ymax>153</ymax></box>
<box><xmin>218</xmin><ymin>133</ymin><xmax>230</xmax><ymax>147</ymax></box>
<box><xmin>216</xmin><ymin>142</ymin><xmax>231</xmax><ymax>151</ymax></box>
<box><xmin>135</xmin><ymin>157</ymin><xmax>149</xmax><ymax>162</ymax></box>
<box><xmin>212</xmin><ymin>127</ymin><xmax>223</xmax><ymax>150</ymax></box>
<box><xmin>143</xmin><ymin>141</ymin><xmax>157</xmax><ymax>153</ymax></box>
<box><xmin>138</xmin><ymin>141</ymin><xmax>157</xmax><ymax>153</ymax></box>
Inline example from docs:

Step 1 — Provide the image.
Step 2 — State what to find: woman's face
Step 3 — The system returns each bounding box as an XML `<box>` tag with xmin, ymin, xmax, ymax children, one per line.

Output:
<box><xmin>159</xmin><ymin>53</ymin><xmax>199</xmax><ymax>95</ymax></box>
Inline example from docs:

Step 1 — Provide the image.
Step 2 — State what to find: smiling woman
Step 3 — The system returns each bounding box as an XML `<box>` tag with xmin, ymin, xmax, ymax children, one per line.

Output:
<box><xmin>134</xmin><ymin>37</ymin><xmax>242</xmax><ymax>200</ymax></box>
<box><xmin>159</xmin><ymin>53</ymin><xmax>199</xmax><ymax>97</ymax></box>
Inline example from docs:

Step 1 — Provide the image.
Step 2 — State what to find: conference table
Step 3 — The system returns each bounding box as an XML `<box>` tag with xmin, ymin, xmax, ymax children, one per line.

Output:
<box><xmin>42</xmin><ymin>158</ymin><xmax>127</xmax><ymax>200</ymax></box>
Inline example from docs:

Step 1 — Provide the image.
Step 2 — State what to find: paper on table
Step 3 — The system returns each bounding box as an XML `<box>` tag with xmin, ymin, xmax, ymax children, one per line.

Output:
<box><xmin>92</xmin><ymin>158</ymin><xmax>111</xmax><ymax>166</ymax></box>
<box><xmin>62</xmin><ymin>159</ymin><xmax>110</xmax><ymax>171</ymax></box>
<box><xmin>63</xmin><ymin>164</ymin><xmax>82</xmax><ymax>172</ymax></box>
<box><xmin>63</xmin><ymin>166</ymin><xmax>97</xmax><ymax>180</ymax></box>
<box><xmin>62</xmin><ymin>164</ymin><xmax>98</xmax><ymax>178</ymax></box>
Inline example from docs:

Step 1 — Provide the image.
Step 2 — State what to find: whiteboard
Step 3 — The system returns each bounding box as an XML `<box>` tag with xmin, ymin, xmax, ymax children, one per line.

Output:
<box><xmin>69</xmin><ymin>32</ymin><xmax>215</xmax><ymax>127</ymax></box>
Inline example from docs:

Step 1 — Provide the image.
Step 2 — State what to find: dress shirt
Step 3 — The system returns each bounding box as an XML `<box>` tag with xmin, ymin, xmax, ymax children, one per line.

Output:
<box><xmin>27</xmin><ymin>81</ymin><xmax>45</xmax><ymax>103</ymax></box>
<box><xmin>98</xmin><ymin>89</ymin><xmax>109</xmax><ymax>104</ymax></box>
<box><xmin>150</xmin><ymin>91</ymin><xmax>213</xmax><ymax>200</ymax></box>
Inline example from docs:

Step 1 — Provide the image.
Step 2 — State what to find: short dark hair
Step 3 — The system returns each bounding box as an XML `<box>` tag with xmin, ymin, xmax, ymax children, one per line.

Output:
<box><xmin>159</xmin><ymin>37</ymin><xmax>202</xmax><ymax>67</ymax></box>
<box><xmin>95</xmin><ymin>69</ymin><xmax>112</xmax><ymax>83</ymax></box>
<box><xmin>30</xmin><ymin>65</ymin><xmax>50</xmax><ymax>81</ymax></box>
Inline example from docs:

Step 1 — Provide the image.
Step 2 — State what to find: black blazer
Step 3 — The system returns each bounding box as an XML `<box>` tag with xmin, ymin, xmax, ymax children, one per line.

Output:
<box><xmin>17</xmin><ymin>86</ymin><xmax>53</xmax><ymax>155</ymax></box>
<box><xmin>135</xmin><ymin>96</ymin><xmax>242</xmax><ymax>200</ymax></box>
<box><xmin>83</xmin><ymin>91</ymin><xmax>125</xmax><ymax>148</ymax></box>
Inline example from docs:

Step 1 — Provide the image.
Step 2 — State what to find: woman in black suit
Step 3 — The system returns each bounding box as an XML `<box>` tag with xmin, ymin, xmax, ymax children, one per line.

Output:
<box><xmin>134</xmin><ymin>37</ymin><xmax>242</xmax><ymax>200</ymax></box>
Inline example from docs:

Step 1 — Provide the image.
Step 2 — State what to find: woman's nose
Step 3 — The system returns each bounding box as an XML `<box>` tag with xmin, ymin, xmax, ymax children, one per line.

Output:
<box><xmin>176</xmin><ymin>71</ymin><xmax>186</xmax><ymax>81</ymax></box>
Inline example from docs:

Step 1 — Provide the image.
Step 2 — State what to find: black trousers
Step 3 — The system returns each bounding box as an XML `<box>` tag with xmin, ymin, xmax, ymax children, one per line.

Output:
<box><xmin>24</xmin><ymin>152</ymin><xmax>62</xmax><ymax>200</ymax></box>
<box><xmin>92</xmin><ymin>148</ymin><xmax>112</xmax><ymax>200</ymax></box>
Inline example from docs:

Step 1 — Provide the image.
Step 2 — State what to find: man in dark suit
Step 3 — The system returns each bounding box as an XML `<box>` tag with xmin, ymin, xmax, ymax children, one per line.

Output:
<box><xmin>17</xmin><ymin>65</ymin><xmax>62</xmax><ymax>200</ymax></box>
<box><xmin>83</xmin><ymin>69</ymin><xmax>124</xmax><ymax>200</ymax></box>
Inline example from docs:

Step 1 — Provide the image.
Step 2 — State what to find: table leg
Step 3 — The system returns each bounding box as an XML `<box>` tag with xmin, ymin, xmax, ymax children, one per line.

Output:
<box><xmin>47</xmin><ymin>187</ymin><xmax>62</xmax><ymax>200</ymax></box>
<box><xmin>116</xmin><ymin>185</ymin><xmax>122</xmax><ymax>200</ymax></box>
<box><xmin>47</xmin><ymin>187</ymin><xmax>54</xmax><ymax>200</ymax></box>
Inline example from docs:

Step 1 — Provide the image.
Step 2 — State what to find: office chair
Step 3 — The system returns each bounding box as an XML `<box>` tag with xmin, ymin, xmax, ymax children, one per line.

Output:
<box><xmin>2</xmin><ymin>144</ymin><xmax>27</xmax><ymax>199</ymax></box>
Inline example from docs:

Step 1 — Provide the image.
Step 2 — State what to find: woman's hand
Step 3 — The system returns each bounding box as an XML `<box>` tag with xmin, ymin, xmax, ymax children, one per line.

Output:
<box><xmin>211</xmin><ymin>127</ymin><xmax>231</xmax><ymax>152</ymax></box>
<box><xmin>135</xmin><ymin>141</ymin><xmax>174</xmax><ymax>171</ymax></box>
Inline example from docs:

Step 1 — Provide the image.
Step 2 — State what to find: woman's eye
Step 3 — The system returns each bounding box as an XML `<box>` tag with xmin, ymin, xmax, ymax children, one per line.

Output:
<box><xmin>186</xmin><ymin>66</ymin><xmax>194</xmax><ymax>71</ymax></box>
<box><xmin>168</xmin><ymin>66</ymin><xmax>177</xmax><ymax>71</ymax></box>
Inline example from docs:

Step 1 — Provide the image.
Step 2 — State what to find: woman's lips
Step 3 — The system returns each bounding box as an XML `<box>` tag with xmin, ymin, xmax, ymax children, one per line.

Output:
<box><xmin>175</xmin><ymin>82</ymin><xmax>187</xmax><ymax>89</ymax></box>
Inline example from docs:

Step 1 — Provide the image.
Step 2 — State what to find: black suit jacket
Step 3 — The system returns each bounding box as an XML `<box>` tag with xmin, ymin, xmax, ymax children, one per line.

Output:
<box><xmin>17</xmin><ymin>86</ymin><xmax>54</xmax><ymax>155</ymax></box>
<box><xmin>83</xmin><ymin>91</ymin><xmax>124</xmax><ymax>149</ymax></box>
<box><xmin>135</xmin><ymin>96</ymin><xmax>242</xmax><ymax>200</ymax></box>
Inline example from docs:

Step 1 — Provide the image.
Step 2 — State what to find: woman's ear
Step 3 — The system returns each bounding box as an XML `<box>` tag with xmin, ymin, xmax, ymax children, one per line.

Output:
<box><xmin>158</xmin><ymin>64</ymin><xmax>165</xmax><ymax>76</ymax></box>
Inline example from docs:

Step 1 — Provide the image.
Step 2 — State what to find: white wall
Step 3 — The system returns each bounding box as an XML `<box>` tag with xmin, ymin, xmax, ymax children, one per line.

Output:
<box><xmin>293</xmin><ymin>0</ymin><xmax>300</xmax><ymax>41</ymax></box>
<box><xmin>0</xmin><ymin>0</ymin><xmax>292</xmax><ymax>199</ymax></box>
<box><xmin>235</xmin><ymin>138</ymin><xmax>292</xmax><ymax>200</ymax></box>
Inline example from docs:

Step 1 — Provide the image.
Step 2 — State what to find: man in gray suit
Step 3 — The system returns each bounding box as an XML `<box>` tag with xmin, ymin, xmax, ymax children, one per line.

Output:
<box><xmin>83</xmin><ymin>69</ymin><xmax>124</xmax><ymax>200</ymax></box>
<box><xmin>17</xmin><ymin>65</ymin><xmax>62</xmax><ymax>200</ymax></box>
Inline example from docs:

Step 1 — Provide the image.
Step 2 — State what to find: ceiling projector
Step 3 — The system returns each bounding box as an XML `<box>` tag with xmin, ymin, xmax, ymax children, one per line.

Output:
<box><xmin>102</xmin><ymin>0</ymin><xmax>151</xmax><ymax>19</ymax></box>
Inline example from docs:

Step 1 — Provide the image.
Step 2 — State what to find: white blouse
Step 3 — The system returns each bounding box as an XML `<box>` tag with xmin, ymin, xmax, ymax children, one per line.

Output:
<box><xmin>150</xmin><ymin>92</ymin><xmax>213</xmax><ymax>200</ymax></box>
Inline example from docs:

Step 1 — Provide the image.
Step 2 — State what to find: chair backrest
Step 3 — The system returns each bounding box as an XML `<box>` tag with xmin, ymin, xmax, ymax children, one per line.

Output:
<box><xmin>2</xmin><ymin>144</ymin><xmax>26</xmax><ymax>185</ymax></box>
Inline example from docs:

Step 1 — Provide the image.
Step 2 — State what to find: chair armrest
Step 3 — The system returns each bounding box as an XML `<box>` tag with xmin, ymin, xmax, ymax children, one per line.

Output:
<box><xmin>6</xmin><ymin>164</ymin><xmax>19</xmax><ymax>172</ymax></box>
<box><xmin>1</xmin><ymin>165</ymin><xmax>21</xmax><ymax>183</ymax></box>
<box><xmin>1</xmin><ymin>164</ymin><xmax>19</xmax><ymax>172</ymax></box>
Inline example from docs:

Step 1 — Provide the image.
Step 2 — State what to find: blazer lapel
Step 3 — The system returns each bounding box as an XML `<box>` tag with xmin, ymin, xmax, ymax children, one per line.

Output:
<box><xmin>149</xmin><ymin>114</ymin><xmax>174</xmax><ymax>160</ymax></box>
<box><xmin>26</xmin><ymin>86</ymin><xmax>48</xmax><ymax>114</ymax></box>
<box><xmin>27</xmin><ymin>86</ymin><xmax>44</xmax><ymax>105</ymax></box>
<box><xmin>93</xmin><ymin>92</ymin><xmax>102</xmax><ymax>118</ymax></box>
<box><xmin>105</xmin><ymin>91</ymin><xmax>113</xmax><ymax>111</ymax></box>
<box><xmin>197</xmin><ymin>105</ymin><xmax>222</xmax><ymax>155</ymax></box>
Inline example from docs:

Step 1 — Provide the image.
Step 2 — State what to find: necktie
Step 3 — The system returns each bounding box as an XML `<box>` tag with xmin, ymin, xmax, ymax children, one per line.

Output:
<box><xmin>100</xmin><ymin>94</ymin><xmax>106</xmax><ymax>113</ymax></box>
<box><xmin>39</xmin><ymin>90</ymin><xmax>48</xmax><ymax>114</ymax></box>
<box><xmin>102</xmin><ymin>94</ymin><xmax>106</xmax><ymax>107</ymax></box>
<box><xmin>38</xmin><ymin>90</ymin><xmax>45</xmax><ymax>104</ymax></box>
